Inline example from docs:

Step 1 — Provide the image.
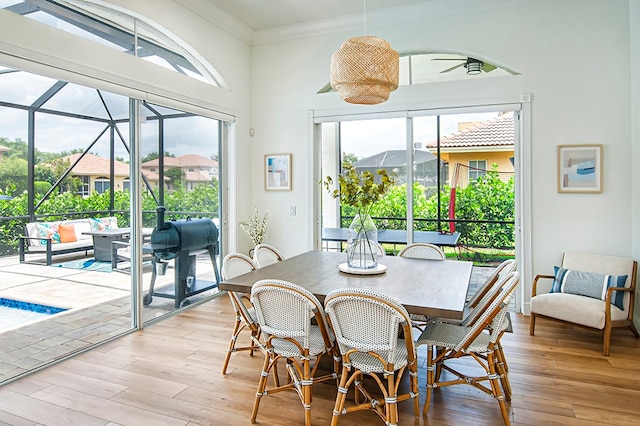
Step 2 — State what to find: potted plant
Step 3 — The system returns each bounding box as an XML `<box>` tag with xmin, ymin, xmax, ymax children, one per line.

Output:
<box><xmin>323</xmin><ymin>163</ymin><xmax>395</xmax><ymax>269</ymax></box>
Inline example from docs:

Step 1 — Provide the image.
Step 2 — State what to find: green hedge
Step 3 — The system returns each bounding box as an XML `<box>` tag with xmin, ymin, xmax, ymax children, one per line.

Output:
<box><xmin>0</xmin><ymin>184</ymin><xmax>219</xmax><ymax>257</ymax></box>
<box><xmin>340</xmin><ymin>169</ymin><xmax>515</xmax><ymax>251</ymax></box>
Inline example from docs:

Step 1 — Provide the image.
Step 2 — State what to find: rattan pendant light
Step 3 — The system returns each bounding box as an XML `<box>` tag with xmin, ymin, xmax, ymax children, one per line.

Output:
<box><xmin>330</xmin><ymin>2</ymin><xmax>399</xmax><ymax>105</ymax></box>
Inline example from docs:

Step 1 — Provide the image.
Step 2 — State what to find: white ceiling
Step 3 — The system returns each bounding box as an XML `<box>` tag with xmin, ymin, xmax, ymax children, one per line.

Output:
<box><xmin>182</xmin><ymin>0</ymin><xmax>433</xmax><ymax>31</ymax></box>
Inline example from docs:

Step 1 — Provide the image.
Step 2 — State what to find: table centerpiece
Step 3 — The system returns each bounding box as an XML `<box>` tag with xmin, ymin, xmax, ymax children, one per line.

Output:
<box><xmin>323</xmin><ymin>163</ymin><xmax>395</xmax><ymax>271</ymax></box>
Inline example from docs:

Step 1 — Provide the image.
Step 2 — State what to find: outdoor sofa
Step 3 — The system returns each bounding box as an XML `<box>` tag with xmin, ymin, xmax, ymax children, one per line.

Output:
<box><xmin>19</xmin><ymin>216</ymin><xmax>119</xmax><ymax>265</ymax></box>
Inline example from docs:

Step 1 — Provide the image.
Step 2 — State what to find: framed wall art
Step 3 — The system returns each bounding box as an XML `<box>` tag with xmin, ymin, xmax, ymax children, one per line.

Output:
<box><xmin>265</xmin><ymin>153</ymin><xmax>292</xmax><ymax>191</ymax></box>
<box><xmin>557</xmin><ymin>144</ymin><xmax>602</xmax><ymax>193</ymax></box>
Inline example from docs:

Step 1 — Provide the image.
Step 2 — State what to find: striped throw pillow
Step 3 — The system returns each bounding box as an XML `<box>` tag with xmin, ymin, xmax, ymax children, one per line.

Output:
<box><xmin>551</xmin><ymin>266</ymin><xmax>627</xmax><ymax>310</ymax></box>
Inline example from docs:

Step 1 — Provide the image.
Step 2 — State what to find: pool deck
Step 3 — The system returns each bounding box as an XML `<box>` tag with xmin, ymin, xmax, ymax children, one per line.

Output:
<box><xmin>0</xmin><ymin>252</ymin><xmax>220</xmax><ymax>384</ymax></box>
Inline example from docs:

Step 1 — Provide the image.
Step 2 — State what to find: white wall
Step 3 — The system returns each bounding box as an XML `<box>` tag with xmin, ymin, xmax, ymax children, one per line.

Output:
<box><xmin>249</xmin><ymin>0</ymin><xmax>634</xmax><ymax>310</ymax></box>
<box><xmin>630</xmin><ymin>1</ymin><xmax>640</xmax><ymax>324</ymax></box>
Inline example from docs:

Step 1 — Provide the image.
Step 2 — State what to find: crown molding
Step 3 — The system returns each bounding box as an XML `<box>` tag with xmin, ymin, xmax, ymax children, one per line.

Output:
<box><xmin>174</xmin><ymin>0</ymin><xmax>254</xmax><ymax>44</ymax></box>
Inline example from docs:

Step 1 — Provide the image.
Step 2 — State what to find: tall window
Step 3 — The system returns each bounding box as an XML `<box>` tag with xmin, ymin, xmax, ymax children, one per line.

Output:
<box><xmin>78</xmin><ymin>176</ymin><xmax>90</xmax><ymax>196</ymax></box>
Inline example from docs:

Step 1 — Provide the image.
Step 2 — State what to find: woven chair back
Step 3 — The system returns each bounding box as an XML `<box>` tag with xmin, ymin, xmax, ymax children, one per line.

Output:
<box><xmin>455</xmin><ymin>271</ymin><xmax>519</xmax><ymax>352</ymax></box>
<box><xmin>253</xmin><ymin>244</ymin><xmax>285</xmax><ymax>268</ymax></box>
<box><xmin>398</xmin><ymin>243</ymin><xmax>445</xmax><ymax>260</ymax></box>
<box><xmin>251</xmin><ymin>279</ymin><xmax>332</xmax><ymax>351</ymax></box>
<box><xmin>467</xmin><ymin>259</ymin><xmax>517</xmax><ymax>310</ymax></box>
<box><xmin>324</xmin><ymin>288</ymin><xmax>415</xmax><ymax>369</ymax></box>
<box><xmin>221</xmin><ymin>253</ymin><xmax>257</xmax><ymax>280</ymax></box>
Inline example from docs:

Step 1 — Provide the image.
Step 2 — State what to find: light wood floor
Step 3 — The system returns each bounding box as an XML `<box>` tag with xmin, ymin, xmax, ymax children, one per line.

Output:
<box><xmin>0</xmin><ymin>293</ymin><xmax>639</xmax><ymax>425</ymax></box>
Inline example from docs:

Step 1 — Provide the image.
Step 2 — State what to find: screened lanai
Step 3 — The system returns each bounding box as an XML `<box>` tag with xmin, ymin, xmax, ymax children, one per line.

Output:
<box><xmin>0</xmin><ymin>65</ymin><xmax>224</xmax><ymax>385</ymax></box>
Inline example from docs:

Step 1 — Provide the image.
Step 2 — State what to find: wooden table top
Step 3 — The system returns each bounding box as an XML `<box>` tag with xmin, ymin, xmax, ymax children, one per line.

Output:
<box><xmin>219</xmin><ymin>250</ymin><xmax>473</xmax><ymax>320</ymax></box>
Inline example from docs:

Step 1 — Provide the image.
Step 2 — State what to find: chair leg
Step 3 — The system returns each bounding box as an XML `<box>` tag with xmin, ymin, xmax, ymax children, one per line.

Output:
<box><xmin>487</xmin><ymin>351</ymin><xmax>511</xmax><ymax>425</ymax></box>
<box><xmin>387</xmin><ymin>372</ymin><xmax>399</xmax><ymax>426</ymax></box>
<box><xmin>411</xmin><ymin>368</ymin><xmax>420</xmax><ymax>417</ymax></box>
<box><xmin>603</xmin><ymin>322</ymin><xmax>613</xmax><ymax>356</ymax></box>
<box><xmin>302</xmin><ymin>356</ymin><xmax>312</xmax><ymax>426</ymax></box>
<box><xmin>629</xmin><ymin>321</ymin><xmax>640</xmax><ymax>338</ymax></box>
<box><xmin>494</xmin><ymin>345</ymin><xmax>512</xmax><ymax>401</ymax></box>
<box><xmin>423</xmin><ymin>344</ymin><xmax>435</xmax><ymax>416</ymax></box>
<box><xmin>221</xmin><ymin>317</ymin><xmax>242</xmax><ymax>375</ymax></box>
<box><xmin>331</xmin><ymin>364</ymin><xmax>350</xmax><ymax>426</ymax></box>
<box><xmin>250</xmin><ymin>353</ymin><xmax>272</xmax><ymax>423</ymax></box>
<box><xmin>529</xmin><ymin>313</ymin><xmax>536</xmax><ymax>335</ymax></box>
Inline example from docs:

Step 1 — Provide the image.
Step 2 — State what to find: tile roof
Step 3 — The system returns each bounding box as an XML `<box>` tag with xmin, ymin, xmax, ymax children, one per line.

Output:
<box><xmin>141</xmin><ymin>154</ymin><xmax>218</xmax><ymax>168</ymax></box>
<box><xmin>426</xmin><ymin>111</ymin><xmax>514</xmax><ymax>149</ymax></box>
<box><xmin>59</xmin><ymin>153</ymin><xmax>160</xmax><ymax>180</ymax></box>
<box><xmin>184</xmin><ymin>171</ymin><xmax>213</xmax><ymax>182</ymax></box>
<box><xmin>62</xmin><ymin>153</ymin><xmax>129</xmax><ymax>176</ymax></box>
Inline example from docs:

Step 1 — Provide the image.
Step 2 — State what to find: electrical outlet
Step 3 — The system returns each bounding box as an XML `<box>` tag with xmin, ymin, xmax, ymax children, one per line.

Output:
<box><xmin>289</xmin><ymin>206</ymin><xmax>296</xmax><ymax>216</ymax></box>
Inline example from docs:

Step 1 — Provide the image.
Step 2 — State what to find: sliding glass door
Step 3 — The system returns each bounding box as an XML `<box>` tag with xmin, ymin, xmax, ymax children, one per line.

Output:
<box><xmin>319</xmin><ymin>108</ymin><xmax>518</xmax><ymax>262</ymax></box>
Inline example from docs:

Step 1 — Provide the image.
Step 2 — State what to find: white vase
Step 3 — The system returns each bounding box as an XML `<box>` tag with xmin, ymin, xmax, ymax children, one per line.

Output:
<box><xmin>346</xmin><ymin>214</ymin><xmax>378</xmax><ymax>269</ymax></box>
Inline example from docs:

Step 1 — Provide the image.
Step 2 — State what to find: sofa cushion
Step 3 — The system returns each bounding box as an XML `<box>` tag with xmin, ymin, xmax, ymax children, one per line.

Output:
<box><xmin>72</xmin><ymin>220</ymin><xmax>93</xmax><ymax>241</ymax></box>
<box><xmin>550</xmin><ymin>266</ymin><xmax>627</xmax><ymax>310</ymax></box>
<box><xmin>58</xmin><ymin>224</ymin><xmax>77</xmax><ymax>243</ymax></box>
<box><xmin>27</xmin><ymin>239</ymin><xmax>93</xmax><ymax>253</ymax></box>
<box><xmin>89</xmin><ymin>216</ymin><xmax>118</xmax><ymax>231</ymax></box>
<box><xmin>34</xmin><ymin>222</ymin><xmax>61</xmax><ymax>245</ymax></box>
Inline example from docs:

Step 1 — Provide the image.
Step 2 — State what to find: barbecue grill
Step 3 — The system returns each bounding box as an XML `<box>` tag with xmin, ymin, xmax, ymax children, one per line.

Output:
<box><xmin>144</xmin><ymin>206</ymin><xmax>220</xmax><ymax>308</ymax></box>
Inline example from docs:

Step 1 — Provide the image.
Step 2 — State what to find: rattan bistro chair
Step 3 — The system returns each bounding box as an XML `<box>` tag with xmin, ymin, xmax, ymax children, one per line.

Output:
<box><xmin>250</xmin><ymin>279</ymin><xmax>340</xmax><ymax>426</ymax></box>
<box><xmin>252</xmin><ymin>243</ymin><xmax>285</xmax><ymax>268</ymax></box>
<box><xmin>398</xmin><ymin>242</ymin><xmax>445</xmax><ymax>260</ymax></box>
<box><xmin>467</xmin><ymin>259</ymin><xmax>518</xmax><ymax>313</ymax></box>
<box><xmin>324</xmin><ymin>288</ymin><xmax>420</xmax><ymax>425</ymax></box>
<box><xmin>220</xmin><ymin>253</ymin><xmax>262</xmax><ymax>375</ymax></box>
<box><xmin>432</xmin><ymin>268</ymin><xmax>520</xmax><ymax>401</ymax></box>
<box><xmin>417</xmin><ymin>271</ymin><xmax>520</xmax><ymax>426</ymax></box>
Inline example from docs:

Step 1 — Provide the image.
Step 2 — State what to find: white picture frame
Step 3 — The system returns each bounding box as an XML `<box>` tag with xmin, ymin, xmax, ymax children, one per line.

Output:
<box><xmin>265</xmin><ymin>153</ymin><xmax>292</xmax><ymax>191</ymax></box>
<box><xmin>557</xmin><ymin>144</ymin><xmax>602</xmax><ymax>193</ymax></box>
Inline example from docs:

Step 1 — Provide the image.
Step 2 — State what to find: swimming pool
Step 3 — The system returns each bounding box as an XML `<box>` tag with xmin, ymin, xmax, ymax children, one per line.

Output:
<box><xmin>0</xmin><ymin>298</ymin><xmax>68</xmax><ymax>333</ymax></box>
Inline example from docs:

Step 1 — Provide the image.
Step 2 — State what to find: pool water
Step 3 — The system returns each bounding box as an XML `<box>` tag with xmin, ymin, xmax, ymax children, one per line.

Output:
<box><xmin>0</xmin><ymin>298</ymin><xmax>67</xmax><ymax>333</ymax></box>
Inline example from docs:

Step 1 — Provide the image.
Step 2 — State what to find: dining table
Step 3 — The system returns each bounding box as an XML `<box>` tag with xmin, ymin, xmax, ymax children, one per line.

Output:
<box><xmin>219</xmin><ymin>250</ymin><xmax>473</xmax><ymax>320</ymax></box>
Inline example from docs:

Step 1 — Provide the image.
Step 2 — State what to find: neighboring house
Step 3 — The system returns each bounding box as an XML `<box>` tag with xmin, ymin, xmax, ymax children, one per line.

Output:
<box><xmin>425</xmin><ymin>112</ymin><xmax>515</xmax><ymax>187</ymax></box>
<box><xmin>59</xmin><ymin>153</ymin><xmax>162</xmax><ymax>196</ymax></box>
<box><xmin>141</xmin><ymin>154</ymin><xmax>218</xmax><ymax>191</ymax></box>
<box><xmin>0</xmin><ymin>145</ymin><xmax>9</xmax><ymax>164</ymax></box>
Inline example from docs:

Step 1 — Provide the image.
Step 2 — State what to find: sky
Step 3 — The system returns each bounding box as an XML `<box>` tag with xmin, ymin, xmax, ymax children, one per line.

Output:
<box><xmin>340</xmin><ymin>112</ymin><xmax>500</xmax><ymax>159</ymax></box>
<box><xmin>0</xmin><ymin>68</ymin><xmax>219</xmax><ymax>161</ymax></box>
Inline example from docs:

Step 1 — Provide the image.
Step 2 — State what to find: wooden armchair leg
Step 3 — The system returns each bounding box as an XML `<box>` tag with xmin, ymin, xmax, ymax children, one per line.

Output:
<box><xmin>603</xmin><ymin>324</ymin><xmax>612</xmax><ymax>357</ymax></box>
<box><xmin>529</xmin><ymin>314</ymin><xmax>536</xmax><ymax>335</ymax></box>
<box><xmin>630</xmin><ymin>322</ymin><xmax>639</xmax><ymax>338</ymax></box>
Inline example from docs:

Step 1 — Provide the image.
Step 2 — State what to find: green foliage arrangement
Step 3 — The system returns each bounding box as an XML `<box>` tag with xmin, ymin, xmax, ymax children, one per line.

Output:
<box><xmin>323</xmin><ymin>163</ymin><xmax>396</xmax><ymax>217</ymax></box>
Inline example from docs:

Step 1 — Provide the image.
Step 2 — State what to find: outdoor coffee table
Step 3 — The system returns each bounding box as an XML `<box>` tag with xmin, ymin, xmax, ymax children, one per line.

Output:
<box><xmin>83</xmin><ymin>229</ymin><xmax>131</xmax><ymax>262</ymax></box>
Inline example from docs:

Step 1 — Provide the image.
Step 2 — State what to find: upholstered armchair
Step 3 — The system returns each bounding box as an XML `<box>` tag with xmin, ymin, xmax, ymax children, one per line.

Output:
<box><xmin>529</xmin><ymin>252</ymin><xmax>638</xmax><ymax>356</ymax></box>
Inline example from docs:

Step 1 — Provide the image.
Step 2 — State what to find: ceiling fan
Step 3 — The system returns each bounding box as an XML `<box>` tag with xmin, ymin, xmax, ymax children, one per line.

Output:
<box><xmin>432</xmin><ymin>57</ymin><xmax>497</xmax><ymax>75</ymax></box>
